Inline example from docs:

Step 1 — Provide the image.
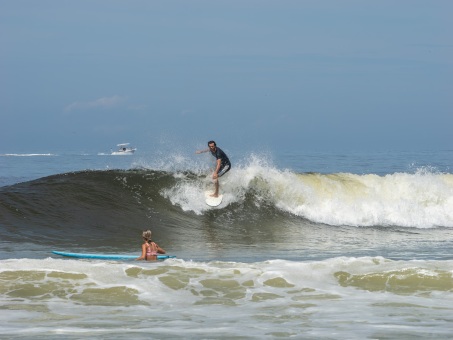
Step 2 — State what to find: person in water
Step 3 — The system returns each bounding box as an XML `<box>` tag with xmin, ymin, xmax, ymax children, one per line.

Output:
<box><xmin>136</xmin><ymin>230</ymin><xmax>166</xmax><ymax>261</ymax></box>
<box><xmin>196</xmin><ymin>140</ymin><xmax>231</xmax><ymax>197</ymax></box>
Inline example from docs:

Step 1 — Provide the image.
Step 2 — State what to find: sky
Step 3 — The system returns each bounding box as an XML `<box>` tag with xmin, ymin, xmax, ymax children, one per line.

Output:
<box><xmin>1</xmin><ymin>0</ymin><xmax>452</xmax><ymax>154</ymax></box>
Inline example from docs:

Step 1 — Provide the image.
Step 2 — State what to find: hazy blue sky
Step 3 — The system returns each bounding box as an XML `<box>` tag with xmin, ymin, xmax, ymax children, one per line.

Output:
<box><xmin>1</xmin><ymin>0</ymin><xmax>452</xmax><ymax>153</ymax></box>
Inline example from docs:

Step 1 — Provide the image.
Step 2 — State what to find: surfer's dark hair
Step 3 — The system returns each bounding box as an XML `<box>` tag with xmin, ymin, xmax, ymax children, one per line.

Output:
<box><xmin>208</xmin><ymin>140</ymin><xmax>216</xmax><ymax>146</ymax></box>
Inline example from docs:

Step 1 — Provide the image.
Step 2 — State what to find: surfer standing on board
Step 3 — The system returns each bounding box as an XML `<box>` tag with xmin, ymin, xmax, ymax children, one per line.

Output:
<box><xmin>196</xmin><ymin>140</ymin><xmax>231</xmax><ymax>197</ymax></box>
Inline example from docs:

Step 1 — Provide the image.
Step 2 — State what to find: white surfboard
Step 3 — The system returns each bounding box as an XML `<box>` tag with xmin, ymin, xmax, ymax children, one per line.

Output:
<box><xmin>205</xmin><ymin>191</ymin><xmax>223</xmax><ymax>207</ymax></box>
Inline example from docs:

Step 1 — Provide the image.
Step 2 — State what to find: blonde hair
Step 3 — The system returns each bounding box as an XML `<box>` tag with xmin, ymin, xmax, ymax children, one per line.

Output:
<box><xmin>142</xmin><ymin>230</ymin><xmax>152</xmax><ymax>241</ymax></box>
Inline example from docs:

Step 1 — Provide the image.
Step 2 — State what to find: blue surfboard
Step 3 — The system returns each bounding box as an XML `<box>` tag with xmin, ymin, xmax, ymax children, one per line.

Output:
<box><xmin>52</xmin><ymin>251</ymin><xmax>175</xmax><ymax>260</ymax></box>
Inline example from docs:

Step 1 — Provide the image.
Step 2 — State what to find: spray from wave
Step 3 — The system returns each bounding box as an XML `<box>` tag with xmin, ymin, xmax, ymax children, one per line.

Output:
<box><xmin>155</xmin><ymin>155</ymin><xmax>453</xmax><ymax>228</ymax></box>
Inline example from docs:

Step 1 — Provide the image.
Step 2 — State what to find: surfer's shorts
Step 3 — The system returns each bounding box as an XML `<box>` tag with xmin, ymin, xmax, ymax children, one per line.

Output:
<box><xmin>217</xmin><ymin>163</ymin><xmax>231</xmax><ymax>177</ymax></box>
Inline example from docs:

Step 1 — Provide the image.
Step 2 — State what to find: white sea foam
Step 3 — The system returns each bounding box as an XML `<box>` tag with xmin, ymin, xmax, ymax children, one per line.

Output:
<box><xmin>283</xmin><ymin>171</ymin><xmax>453</xmax><ymax>228</ymax></box>
<box><xmin>161</xmin><ymin>155</ymin><xmax>453</xmax><ymax>228</ymax></box>
<box><xmin>0</xmin><ymin>257</ymin><xmax>452</xmax><ymax>338</ymax></box>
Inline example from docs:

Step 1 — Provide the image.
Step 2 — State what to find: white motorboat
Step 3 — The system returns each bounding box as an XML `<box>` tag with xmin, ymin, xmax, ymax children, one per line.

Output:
<box><xmin>111</xmin><ymin>143</ymin><xmax>136</xmax><ymax>155</ymax></box>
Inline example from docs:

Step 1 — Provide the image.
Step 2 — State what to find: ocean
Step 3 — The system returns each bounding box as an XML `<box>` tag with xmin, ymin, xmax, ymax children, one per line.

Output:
<box><xmin>1</xmin><ymin>148</ymin><xmax>452</xmax><ymax>339</ymax></box>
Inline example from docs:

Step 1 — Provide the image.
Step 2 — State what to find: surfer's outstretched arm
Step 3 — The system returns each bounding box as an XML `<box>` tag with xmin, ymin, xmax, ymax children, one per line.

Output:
<box><xmin>195</xmin><ymin>148</ymin><xmax>210</xmax><ymax>154</ymax></box>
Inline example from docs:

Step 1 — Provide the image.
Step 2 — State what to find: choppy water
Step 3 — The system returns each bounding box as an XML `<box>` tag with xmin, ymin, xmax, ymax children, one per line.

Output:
<box><xmin>0</xmin><ymin>149</ymin><xmax>452</xmax><ymax>339</ymax></box>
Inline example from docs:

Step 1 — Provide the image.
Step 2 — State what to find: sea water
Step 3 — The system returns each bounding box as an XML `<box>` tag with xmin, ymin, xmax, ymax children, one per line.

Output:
<box><xmin>0</xmin><ymin>149</ymin><xmax>452</xmax><ymax>339</ymax></box>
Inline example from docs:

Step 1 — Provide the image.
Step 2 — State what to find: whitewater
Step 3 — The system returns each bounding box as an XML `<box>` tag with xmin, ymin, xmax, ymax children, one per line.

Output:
<box><xmin>163</xmin><ymin>157</ymin><xmax>453</xmax><ymax>228</ymax></box>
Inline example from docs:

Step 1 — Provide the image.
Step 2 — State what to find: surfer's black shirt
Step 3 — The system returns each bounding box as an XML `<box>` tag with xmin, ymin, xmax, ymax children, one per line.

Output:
<box><xmin>211</xmin><ymin>147</ymin><xmax>231</xmax><ymax>167</ymax></box>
